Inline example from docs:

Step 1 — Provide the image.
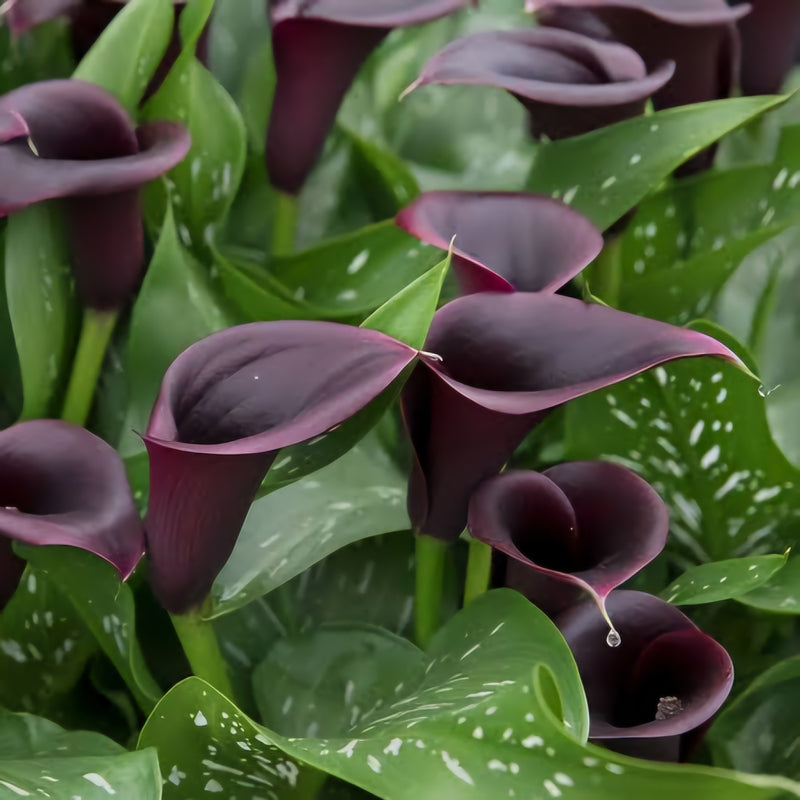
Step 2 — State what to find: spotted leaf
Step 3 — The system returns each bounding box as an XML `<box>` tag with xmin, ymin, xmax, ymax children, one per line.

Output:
<box><xmin>0</xmin><ymin>707</ymin><xmax>161</xmax><ymax>798</ymax></box>
<box><xmin>139</xmin><ymin>591</ymin><xmax>800</xmax><ymax>800</ymax></box>
<box><xmin>564</xmin><ymin>325</ymin><xmax>800</xmax><ymax>562</ymax></box>
<box><xmin>661</xmin><ymin>553</ymin><xmax>788</xmax><ymax>606</ymax></box>
<box><xmin>526</xmin><ymin>94</ymin><xmax>788</xmax><ymax>231</ymax></box>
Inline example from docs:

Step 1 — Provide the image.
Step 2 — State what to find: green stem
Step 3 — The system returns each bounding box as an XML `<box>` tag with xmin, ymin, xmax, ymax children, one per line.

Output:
<box><xmin>61</xmin><ymin>308</ymin><xmax>118</xmax><ymax>427</ymax></box>
<box><xmin>586</xmin><ymin>234</ymin><xmax>622</xmax><ymax>307</ymax></box>
<box><xmin>171</xmin><ymin>611</ymin><xmax>235</xmax><ymax>699</ymax></box>
<box><xmin>271</xmin><ymin>190</ymin><xmax>298</xmax><ymax>256</ymax></box>
<box><xmin>414</xmin><ymin>532</ymin><xmax>449</xmax><ymax>649</ymax></box>
<box><xmin>463</xmin><ymin>538</ymin><xmax>492</xmax><ymax>607</ymax></box>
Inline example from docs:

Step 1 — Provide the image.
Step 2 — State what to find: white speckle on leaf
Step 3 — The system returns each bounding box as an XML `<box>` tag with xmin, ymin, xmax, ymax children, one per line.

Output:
<box><xmin>82</xmin><ymin>775</ymin><xmax>115</xmax><ymax>795</ymax></box>
<box><xmin>346</xmin><ymin>249</ymin><xmax>369</xmax><ymax>275</ymax></box>
<box><xmin>441</xmin><ymin>752</ymin><xmax>474</xmax><ymax>786</ymax></box>
<box><xmin>367</xmin><ymin>755</ymin><xmax>382</xmax><ymax>774</ymax></box>
<box><xmin>701</xmin><ymin>445</ymin><xmax>720</xmax><ymax>469</ymax></box>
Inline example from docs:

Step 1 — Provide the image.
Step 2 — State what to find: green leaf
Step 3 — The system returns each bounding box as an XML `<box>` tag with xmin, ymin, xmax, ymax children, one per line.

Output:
<box><xmin>526</xmin><ymin>95</ymin><xmax>789</xmax><ymax>231</ymax></box>
<box><xmin>361</xmin><ymin>251</ymin><xmax>449</xmax><ymax>348</ymax></box>
<box><xmin>737</xmin><ymin>554</ymin><xmax>800</xmax><ymax>614</ymax></box>
<box><xmin>253</xmin><ymin>624</ymin><xmax>426</xmax><ymax>738</ymax></box>
<box><xmin>268</xmin><ymin>220</ymin><xmax>440</xmax><ymax>317</ymax></box>
<box><xmin>143</xmin><ymin>1</ymin><xmax>247</xmax><ymax>248</ymax></box>
<box><xmin>0</xmin><ymin>232</ymin><xmax>22</xmax><ymax>428</ymax></box>
<box><xmin>73</xmin><ymin>0</ymin><xmax>173</xmax><ymax>112</ymax></box>
<box><xmin>0</xmin><ymin>708</ymin><xmax>161</xmax><ymax>799</ymax></box>
<box><xmin>4</xmin><ymin>204</ymin><xmax>77</xmax><ymax>420</ymax></box>
<box><xmin>17</xmin><ymin>546</ymin><xmax>162</xmax><ymax>714</ymax></box>
<box><xmin>709</xmin><ymin>656</ymin><xmax>800</xmax><ymax>780</ymax></box>
<box><xmin>210</xmin><ymin>433</ymin><xmax>410</xmax><ymax>618</ymax></box>
<box><xmin>661</xmin><ymin>553</ymin><xmax>788</xmax><ymax>605</ymax></box>
<box><xmin>122</xmin><ymin>205</ymin><xmax>230</xmax><ymax>455</ymax></box>
<box><xmin>0</xmin><ymin>565</ymin><xmax>95</xmax><ymax>715</ymax></box>
<box><xmin>615</xmin><ymin>124</ymin><xmax>800</xmax><ymax>323</ymax></box>
<box><xmin>564</xmin><ymin>326</ymin><xmax>800</xmax><ymax>563</ymax></box>
<box><xmin>140</xmin><ymin>591</ymin><xmax>800</xmax><ymax>800</ymax></box>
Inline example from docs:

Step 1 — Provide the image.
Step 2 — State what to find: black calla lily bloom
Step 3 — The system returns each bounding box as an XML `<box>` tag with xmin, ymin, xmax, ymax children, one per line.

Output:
<box><xmin>144</xmin><ymin>321</ymin><xmax>418</xmax><ymax>614</ymax></box>
<box><xmin>468</xmin><ymin>463</ymin><xmax>668</xmax><ymax>620</ymax></box>
<box><xmin>266</xmin><ymin>0</ymin><xmax>469</xmax><ymax>195</ymax></box>
<box><xmin>734</xmin><ymin>0</ymin><xmax>800</xmax><ymax>95</ymax></box>
<box><xmin>0</xmin><ymin>79</ymin><xmax>190</xmax><ymax>309</ymax></box>
<box><xmin>402</xmin><ymin>292</ymin><xmax>740</xmax><ymax>541</ymax></box>
<box><xmin>558</xmin><ymin>590</ymin><xmax>734</xmax><ymax>761</ymax></box>
<box><xmin>405</xmin><ymin>28</ymin><xmax>674</xmax><ymax>141</ymax></box>
<box><xmin>533</xmin><ymin>0</ymin><xmax>750</xmax><ymax>111</ymax></box>
<box><xmin>0</xmin><ymin>419</ymin><xmax>145</xmax><ymax>607</ymax></box>
<box><xmin>395</xmin><ymin>191</ymin><xmax>604</xmax><ymax>294</ymax></box>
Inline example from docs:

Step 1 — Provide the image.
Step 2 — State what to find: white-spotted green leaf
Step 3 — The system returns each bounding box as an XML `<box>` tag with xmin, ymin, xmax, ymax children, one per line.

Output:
<box><xmin>17</xmin><ymin>546</ymin><xmax>162</xmax><ymax>714</ymax></box>
<box><xmin>708</xmin><ymin>656</ymin><xmax>800</xmax><ymax>780</ymax></box>
<box><xmin>209</xmin><ymin>434</ymin><xmax>410</xmax><ymax>618</ymax></box>
<box><xmin>0</xmin><ymin>708</ymin><xmax>161</xmax><ymax>798</ymax></box>
<box><xmin>73</xmin><ymin>0</ymin><xmax>173</xmax><ymax>112</ymax></box>
<box><xmin>526</xmin><ymin>95</ymin><xmax>789</xmax><ymax>231</ymax></box>
<box><xmin>139</xmin><ymin>591</ymin><xmax>800</xmax><ymax>800</ymax></box>
<box><xmin>253</xmin><ymin>624</ymin><xmax>427</xmax><ymax>738</ymax></box>
<box><xmin>661</xmin><ymin>553</ymin><xmax>788</xmax><ymax>605</ymax></box>
<box><xmin>143</xmin><ymin>0</ymin><xmax>246</xmax><ymax>248</ymax></box>
<box><xmin>0</xmin><ymin>565</ymin><xmax>95</xmax><ymax>715</ymax></box>
<box><xmin>737</xmin><ymin>554</ymin><xmax>800</xmax><ymax>614</ymax></box>
<box><xmin>267</xmin><ymin>221</ymin><xmax>440</xmax><ymax>318</ymax></box>
<box><xmin>5</xmin><ymin>204</ymin><xmax>77</xmax><ymax>421</ymax></box>
<box><xmin>616</xmin><ymin>124</ymin><xmax>800</xmax><ymax>323</ymax></box>
<box><xmin>565</xmin><ymin>325</ymin><xmax>800</xmax><ymax>563</ymax></box>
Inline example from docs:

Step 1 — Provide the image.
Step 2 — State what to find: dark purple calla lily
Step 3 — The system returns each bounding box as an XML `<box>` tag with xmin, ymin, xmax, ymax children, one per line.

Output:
<box><xmin>558</xmin><ymin>590</ymin><xmax>734</xmax><ymax>761</ymax></box>
<box><xmin>144</xmin><ymin>321</ymin><xmax>418</xmax><ymax>614</ymax></box>
<box><xmin>733</xmin><ymin>0</ymin><xmax>800</xmax><ymax>95</ymax></box>
<box><xmin>266</xmin><ymin>0</ymin><xmax>469</xmax><ymax>195</ymax></box>
<box><xmin>405</xmin><ymin>28</ymin><xmax>675</xmax><ymax>141</ymax></box>
<box><xmin>1</xmin><ymin>0</ymin><xmax>80</xmax><ymax>32</ymax></box>
<box><xmin>0</xmin><ymin>79</ymin><xmax>190</xmax><ymax>309</ymax></box>
<box><xmin>395</xmin><ymin>191</ymin><xmax>604</xmax><ymax>294</ymax></box>
<box><xmin>468</xmin><ymin>463</ymin><xmax>668</xmax><ymax>623</ymax></box>
<box><xmin>0</xmin><ymin>419</ymin><xmax>145</xmax><ymax>606</ymax></box>
<box><xmin>533</xmin><ymin>0</ymin><xmax>750</xmax><ymax>112</ymax></box>
<box><xmin>403</xmin><ymin>292</ymin><xmax>740</xmax><ymax>541</ymax></box>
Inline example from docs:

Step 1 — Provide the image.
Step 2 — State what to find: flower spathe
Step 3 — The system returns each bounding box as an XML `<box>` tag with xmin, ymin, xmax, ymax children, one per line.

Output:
<box><xmin>558</xmin><ymin>590</ymin><xmax>734</xmax><ymax>761</ymax></box>
<box><xmin>0</xmin><ymin>79</ymin><xmax>190</xmax><ymax>309</ymax></box>
<box><xmin>402</xmin><ymin>292</ymin><xmax>740</xmax><ymax>541</ymax></box>
<box><xmin>405</xmin><ymin>28</ymin><xmax>675</xmax><ymax>141</ymax></box>
<box><xmin>468</xmin><ymin>463</ymin><xmax>668</xmax><ymax>619</ymax></box>
<box><xmin>266</xmin><ymin>0</ymin><xmax>469</xmax><ymax>195</ymax></box>
<box><xmin>144</xmin><ymin>320</ymin><xmax>418</xmax><ymax>614</ymax></box>
<box><xmin>0</xmin><ymin>419</ymin><xmax>146</xmax><ymax>607</ymax></box>
<box><xmin>395</xmin><ymin>191</ymin><xmax>604</xmax><ymax>294</ymax></box>
<box><xmin>533</xmin><ymin>0</ymin><xmax>749</xmax><ymax>112</ymax></box>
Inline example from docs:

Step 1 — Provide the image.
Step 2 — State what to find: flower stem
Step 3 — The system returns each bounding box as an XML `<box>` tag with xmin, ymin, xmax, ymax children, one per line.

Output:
<box><xmin>271</xmin><ymin>190</ymin><xmax>298</xmax><ymax>256</ymax></box>
<box><xmin>587</xmin><ymin>234</ymin><xmax>622</xmax><ymax>307</ymax></box>
<box><xmin>463</xmin><ymin>537</ymin><xmax>493</xmax><ymax>607</ymax></box>
<box><xmin>415</xmin><ymin>532</ymin><xmax>449</xmax><ymax>649</ymax></box>
<box><xmin>61</xmin><ymin>308</ymin><xmax>118</xmax><ymax>427</ymax></box>
<box><xmin>171</xmin><ymin>611</ymin><xmax>235</xmax><ymax>699</ymax></box>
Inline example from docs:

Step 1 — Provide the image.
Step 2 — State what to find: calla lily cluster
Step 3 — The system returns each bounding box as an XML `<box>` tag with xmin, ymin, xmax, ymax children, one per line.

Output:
<box><xmin>0</xmin><ymin>79</ymin><xmax>190</xmax><ymax>309</ymax></box>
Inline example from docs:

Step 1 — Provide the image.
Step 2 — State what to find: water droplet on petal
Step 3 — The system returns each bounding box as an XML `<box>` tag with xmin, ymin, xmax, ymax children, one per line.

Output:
<box><xmin>606</xmin><ymin>629</ymin><xmax>621</xmax><ymax>648</ymax></box>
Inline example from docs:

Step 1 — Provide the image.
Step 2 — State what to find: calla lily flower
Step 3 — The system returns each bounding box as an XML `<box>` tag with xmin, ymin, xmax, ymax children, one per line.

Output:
<box><xmin>266</xmin><ymin>0</ymin><xmax>469</xmax><ymax>195</ymax></box>
<box><xmin>402</xmin><ymin>292</ymin><xmax>739</xmax><ymax>541</ymax></box>
<box><xmin>468</xmin><ymin>463</ymin><xmax>668</xmax><ymax>621</ymax></box>
<box><xmin>144</xmin><ymin>320</ymin><xmax>418</xmax><ymax>614</ymax></box>
<box><xmin>0</xmin><ymin>0</ymin><xmax>80</xmax><ymax>32</ymax></box>
<box><xmin>0</xmin><ymin>419</ymin><xmax>146</xmax><ymax>608</ymax></box>
<box><xmin>558</xmin><ymin>590</ymin><xmax>734</xmax><ymax>761</ymax></box>
<box><xmin>0</xmin><ymin>79</ymin><xmax>190</xmax><ymax>309</ymax></box>
<box><xmin>533</xmin><ymin>0</ymin><xmax>749</xmax><ymax>112</ymax></box>
<box><xmin>395</xmin><ymin>191</ymin><xmax>604</xmax><ymax>294</ymax></box>
<box><xmin>734</xmin><ymin>0</ymin><xmax>800</xmax><ymax>95</ymax></box>
<box><xmin>404</xmin><ymin>28</ymin><xmax>675</xmax><ymax>141</ymax></box>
